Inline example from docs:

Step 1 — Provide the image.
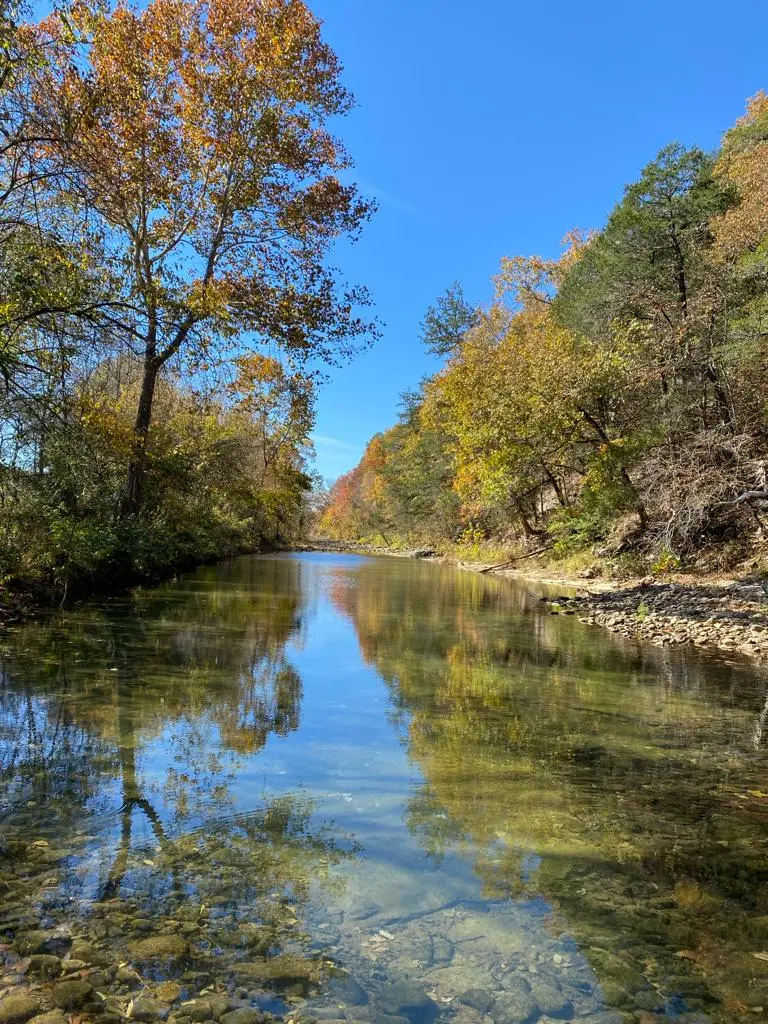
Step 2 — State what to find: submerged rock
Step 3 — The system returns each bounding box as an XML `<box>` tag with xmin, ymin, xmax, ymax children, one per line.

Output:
<box><xmin>52</xmin><ymin>980</ymin><xmax>94</xmax><ymax>1009</ymax></box>
<box><xmin>180</xmin><ymin>996</ymin><xmax>230</xmax><ymax>1022</ymax></box>
<box><xmin>376</xmin><ymin>983</ymin><xmax>437</xmax><ymax>1024</ymax></box>
<box><xmin>70</xmin><ymin>941</ymin><xmax>113</xmax><ymax>967</ymax></box>
<box><xmin>458</xmin><ymin>989</ymin><xmax>494</xmax><ymax>1014</ymax></box>
<box><xmin>129</xmin><ymin>997</ymin><xmax>170</xmax><ymax>1022</ymax></box>
<box><xmin>0</xmin><ymin>995</ymin><xmax>41</xmax><ymax>1024</ymax></box>
<box><xmin>231</xmin><ymin>955</ymin><xmax>325</xmax><ymax>987</ymax></box>
<box><xmin>219</xmin><ymin>1009</ymin><xmax>265</xmax><ymax>1024</ymax></box>
<box><xmin>431</xmin><ymin>936</ymin><xmax>454</xmax><ymax>964</ymax></box>
<box><xmin>492</xmin><ymin>977</ymin><xmax>538</xmax><ymax>1024</ymax></box>
<box><xmin>27</xmin><ymin>1012</ymin><xmax>67</xmax><ymax>1024</ymax></box>
<box><xmin>128</xmin><ymin>935</ymin><xmax>189</xmax><ymax>963</ymax></box>
<box><xmin>327</xmin><ymin>972</ymin><xmax>368</xmax><ymax>1006</ymax></box>
<box><xmin>528</xmin><ymin>979</ymin><xmax>572</xmax><ymax>1019</ymax></box>
<box><xmin>13</xmin><ymin>931</ymin><xmax>69</xmax><ymax>958</ymax></box>
<box><xmin>26</xmin><ymin>955</ymin><xmax>61</xmax><ymax>980</ymax></box>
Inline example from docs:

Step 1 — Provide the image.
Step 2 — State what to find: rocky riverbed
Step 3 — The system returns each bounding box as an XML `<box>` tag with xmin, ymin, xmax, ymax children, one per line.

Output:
<box><xmin>540</xmin><ymin>578</ymin><xmax>768</xmax><ymax>659</ymax></box>
<box><xmin>0</xmin><ymin>833</ymin><xmax>723</xmax><ymax>1024</ymax></box>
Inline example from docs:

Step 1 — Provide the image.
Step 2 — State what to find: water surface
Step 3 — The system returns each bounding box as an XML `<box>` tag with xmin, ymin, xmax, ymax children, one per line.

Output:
<box><xmin>2</xmin><ymin>552</ymin><xmax>768</xmax><ymax>1024</ymax></box>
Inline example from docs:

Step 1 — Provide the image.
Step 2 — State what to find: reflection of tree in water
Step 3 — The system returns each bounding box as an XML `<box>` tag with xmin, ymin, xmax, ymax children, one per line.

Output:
<box><xmin>0</xmin><ymin>555</ymin><xmax>354</xmax><ymax>990</ymax></box>
<box><xmin>331</xmin><ymin>559</ymin><xmax>768</xmax><ymax>1020</ymax></box>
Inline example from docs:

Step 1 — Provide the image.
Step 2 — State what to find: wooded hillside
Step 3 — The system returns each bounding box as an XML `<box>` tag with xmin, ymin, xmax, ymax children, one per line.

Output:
<box><xmin>319</xmin><ymin>99</ymin><xmax>768</xmax><ymax>572</ymax></box>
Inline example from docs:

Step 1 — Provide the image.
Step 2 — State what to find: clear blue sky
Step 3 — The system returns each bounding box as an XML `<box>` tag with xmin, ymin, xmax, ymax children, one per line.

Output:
<box><xmin>308</xmin><ymin>0</ymin><xmax>768</xmax><ymax>481</ymax></box>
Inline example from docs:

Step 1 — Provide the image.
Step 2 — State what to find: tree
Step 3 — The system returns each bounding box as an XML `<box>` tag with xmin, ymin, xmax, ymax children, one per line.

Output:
<box><xmin>419</xmin><ymin>281</ymin><xmax>478</xmax><ymax>358</ymax></box>
<box><xmin>555</xmin><ymin>144</ymin><xmax>735</xmax><ymax>431</ymax></box>
<box><xmin>25</xmin><ymin>0</ymin><xmax>376</xmax><ymax>516</ymax></box>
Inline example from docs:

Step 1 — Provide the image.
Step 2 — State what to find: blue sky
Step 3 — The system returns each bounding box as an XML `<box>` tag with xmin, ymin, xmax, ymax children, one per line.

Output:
<box><xmin>307</xmin><ymin>0</ymin><xmax>768</xmax><ymax>480</ymax></box>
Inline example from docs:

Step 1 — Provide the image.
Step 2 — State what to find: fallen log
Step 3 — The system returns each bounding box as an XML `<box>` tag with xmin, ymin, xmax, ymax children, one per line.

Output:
<box><xmin>478</xmin><ymin>544</ymin><xmax>554</xmax><ymax>573</ymax></box>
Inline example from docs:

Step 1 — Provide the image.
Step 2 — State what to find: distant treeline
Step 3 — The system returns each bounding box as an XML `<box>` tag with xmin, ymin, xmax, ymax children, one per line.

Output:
<box><xmin>320</xmin><ymin>96</ymin><xmax>768</xmax><ymax>570</ymax></box>
<box><xmin>0</xmin><ymin>0</ymin><xmax>374</xmax><ymax>601</ymax></box>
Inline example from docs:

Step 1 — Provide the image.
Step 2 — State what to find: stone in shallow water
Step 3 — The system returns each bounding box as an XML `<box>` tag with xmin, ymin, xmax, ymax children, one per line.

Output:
<box><xmin>52</xmin><ymin>980</ymin><xmax>94</xmax><ymax>1009</ymax></box>
<box><xmin>0</xmin><ymin>995</ymin><xmax>41</xmax><ymax>1024</ymax></box>
<box><xmin>402</xmin><ymin>929</ymin><xmax>433</xmax><ymax>966</ymax></box>
<box><xmin>27</xmin><ymin>1012</ymin><xmax>67</xmax><ymax>1024</ymax></box>
<box><xmin>528</xmin><ymin>979</ymin><xmax>572</xmax><ymax>1019</ymax></box>
<box><xmin>180</xmin><ymin>996</ymin><xmax>230</xmax><ymax>1022</ymax></box>
<box><xmin>376</xmin><ymin>983</ymin><xmax>438</xmax><ymax>1024</ymax></box>
<box><xmin>153</xmin><ymin>983</ymin><xmax>182</xmax><ymax>1004</ymax></box>
<box><xmin>219</xmin><ymin>1009</ymin><xmax>266</xmax><ymax>1024</ymax></box>
<box><xmin>458</xmin><ymin>989</ymin><xmax>494</xmax><ymax>1014</ymax></box>
<box><xmin>128</xmin><ymin>935</ymin><xmax>189</xmax><ymax>963</ymax></box>
<box><xmin>180</xmin><ymin>999</ymin><xmax>212</xmax><ymax>1022</ymax></box>
<box><xmin>70</xmin><ymin>941</ymin><xmax>113</xmax><ymax>967</ymax></box>
<box><xmin>13</xmin><ymin>932</ymin><xmax>69</xmax><ymax>957</ymax></box>
<box><xmin>374</xmin><ymin>1015</ymin><xmax>410</xmax><ymax>1024</ymax></box>
<box><xmin>231</xmin><ymin>955</ymin><xmax>324</xmax><ymax>987</ymax></box>
<box><xmin>129</xmin><ymin>997</ymin><xmax>170</xmax><ymax>1022</ymax></box>
<box><xmin>327</xmin><ymin>972</ymin><xmax>369</xmax><ymax>1006</ymax></box>
<box><xmin>491</xmin><ymin>978</ymin><xmax>538</xmax><ymax>1024</ymax></box>
<box><xmin>26</xmin><ymin>955</ymin><xmax>61</xmax><ymax>980</ymax></box>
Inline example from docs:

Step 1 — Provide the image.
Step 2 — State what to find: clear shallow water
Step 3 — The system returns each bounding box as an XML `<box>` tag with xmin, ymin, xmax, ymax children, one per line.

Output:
<box><xmin>2</xmin><ymin>553</ymin><xmax>768</xmax><ymax>1024</ymax></box>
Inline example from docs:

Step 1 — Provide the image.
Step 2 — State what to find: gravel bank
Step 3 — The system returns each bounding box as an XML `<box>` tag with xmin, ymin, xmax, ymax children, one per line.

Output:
<box><xmin>543</xmin><ymin>578</ymin><xmax>768</xmax><ymax>659</ymax></box>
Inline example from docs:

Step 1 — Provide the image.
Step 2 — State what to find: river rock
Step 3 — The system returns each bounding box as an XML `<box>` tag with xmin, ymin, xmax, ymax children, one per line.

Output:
<box><xmin>492</xmin><ymin>978</ymin><xmax>538</xmax><ymax>1024</ymax></box>
<box><xmin>27</xmin><ymin>1012</ymin><xmax>67</xmax><ymax>1024</ymax></box>
<box><xmin>180</xmin><ymin>997</ymin><xmax>229</xmax><ymax>1022</ymax></box>
<box><xmin>231</xmin><ymin>955</ymin><xmax>324</xmax><ymax>987</ymax></box>
<box><xmin>70</xmin><ymin>941</ymin><xmax>113</xmax><ymax>967</ymax></box>
<box><xmin>0</xmin><ymin>996</ymin><xmax>41</xmax><ymax>1024</ymax></box>
<box><xmin>128</xmin><ymin>935</ymin><xmax>189</xmax><ymax>963</ymax></box>
<box><xmin>219</xmin><ymin>1009</ymin><xmax>265</xmax><ymax>1024</ymax></box>
<box><xmin>376</xmin><ymin>983</ymin><xmax>437</xmax><ymax>1024</ymax></box>
<box><xmin>154</xmin><ymin>983</ymin><xmax>182</xmax><ymax>1004</ymax></box>
<box><xmin>403</xmin><ymin>929</ymin><xmax>433</xmax><ymax>966</ymax></box>
<box><xmin>52</xmin><ymin>980</ymin><xmax>94</xmax><ymax>1009</ymax></box>
<box><xmin>529</xmin><ymin>979</ymin><xmax>571</xmax><ymax>1018</ymax></box>
<box><xmin>26</xmin><ymin>955</ymin><xmax>61</xmax><ymax>979</ymax></box>
<box><xmin>116</xmin><ymin>966</ymin><xmax>142</xmax><ymax>985</ymax></box>
<box><xmin>458</xmin><ymin>989</ymin><xmax>494</xmax><ymax>1014</ymax></box>
<box><xmin>328</xmin><ymin>973</ymin><xmax>368</xmax><ymax>1005</ymax></box>
<box><xmin>13</xmin><ymin>931</ymin><xmax>68</xmax><ymax>957</ymax></box>
<box><xmin>129</xmin><ymin>997</ymin><xmax>170</xmax><ymax>1021</ymax></box>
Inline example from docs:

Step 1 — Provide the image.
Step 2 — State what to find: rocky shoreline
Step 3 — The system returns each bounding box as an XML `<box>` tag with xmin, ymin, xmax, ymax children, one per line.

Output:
<box><xmin>532</xmin><ymin>578</ymin><xmax>768</xmax><ymax>659</ymax></box>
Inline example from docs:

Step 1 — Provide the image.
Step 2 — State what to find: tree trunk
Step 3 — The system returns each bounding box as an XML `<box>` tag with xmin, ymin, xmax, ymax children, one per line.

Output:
<box><xmin>578</xmin><ymin>406</ymin><xmax>648</xmax><ymax>531</ymax></box>
<box><xmin>121</xmin><ymin>353</ymin><xmax>159</xmax><ymax>518</ymax></box>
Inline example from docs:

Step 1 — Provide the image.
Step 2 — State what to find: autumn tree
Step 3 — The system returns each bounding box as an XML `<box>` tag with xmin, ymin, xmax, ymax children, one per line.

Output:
<box><xmin>555</xmin><ymin>145</ymin><xmax>736</xmax><ymax>431</ymax></box>
<box><xmin>25</xmin><ymin>0</ymin><xmax>375</xmax><ymax>515</ymax></box>
<box><xmin>420</xmin><ymin>281</ymin><xmax>479</xmax><ymax>359</ymax></box>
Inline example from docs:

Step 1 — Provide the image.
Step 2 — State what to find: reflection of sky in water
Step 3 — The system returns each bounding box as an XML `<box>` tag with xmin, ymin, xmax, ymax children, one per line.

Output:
<box><xmin>5</xmin><ymin>552</ymin><xmax>768</xmax><ymax>1021</ymax></box>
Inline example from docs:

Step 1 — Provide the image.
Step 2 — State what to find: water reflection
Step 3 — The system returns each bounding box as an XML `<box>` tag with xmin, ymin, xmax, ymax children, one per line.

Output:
<box><xmin>331</xmin><ymin>557</ymin><xmax>768</xmax><ymax>1022</ymax></box>
<box><xmin>0</xmin><ymin>553</ymin><xmax>767</xmax><ymax>1024</ymax></box>
<box><xmin>0</xmin><ymin>555</ymin><xmax>353</xmax><ymax>1006</ymax></box>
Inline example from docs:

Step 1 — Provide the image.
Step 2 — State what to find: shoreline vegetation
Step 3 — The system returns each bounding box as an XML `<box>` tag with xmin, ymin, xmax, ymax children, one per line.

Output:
<box><xmin>0</xmin><ymin>0</ymin><xmax>375</xmax><ymax>613</ymax></box>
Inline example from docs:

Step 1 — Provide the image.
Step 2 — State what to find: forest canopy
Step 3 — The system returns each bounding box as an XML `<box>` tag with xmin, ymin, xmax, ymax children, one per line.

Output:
<box><xmin>319</xmin><ymin>96</ymin><xmax>768</xmax><ymax>571</ymax></box>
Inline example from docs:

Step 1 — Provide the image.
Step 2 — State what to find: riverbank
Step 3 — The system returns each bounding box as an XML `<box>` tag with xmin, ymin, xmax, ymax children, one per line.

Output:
<box><xmin>307</xmin><ymin>541</ymin><xmax>768</xmax><ymax>661</ymax></box>
<box><xmin>459</xmin><ymin>561</ymin><xmax>768</xmax><ymax>660</ymax></box>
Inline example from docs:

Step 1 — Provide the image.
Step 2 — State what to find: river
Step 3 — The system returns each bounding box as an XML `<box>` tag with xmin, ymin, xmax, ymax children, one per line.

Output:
<box><xmin>1</xmin><ymin>552</ymin><xmax>768</xmax><ymax>1024</ymax></box>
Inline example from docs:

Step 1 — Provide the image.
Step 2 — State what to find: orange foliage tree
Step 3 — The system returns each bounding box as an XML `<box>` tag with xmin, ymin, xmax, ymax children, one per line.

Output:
<box><xmin>24</xmin><ymin>0</ymin><xmax>375</xmax><ymax>515</ymax></box>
